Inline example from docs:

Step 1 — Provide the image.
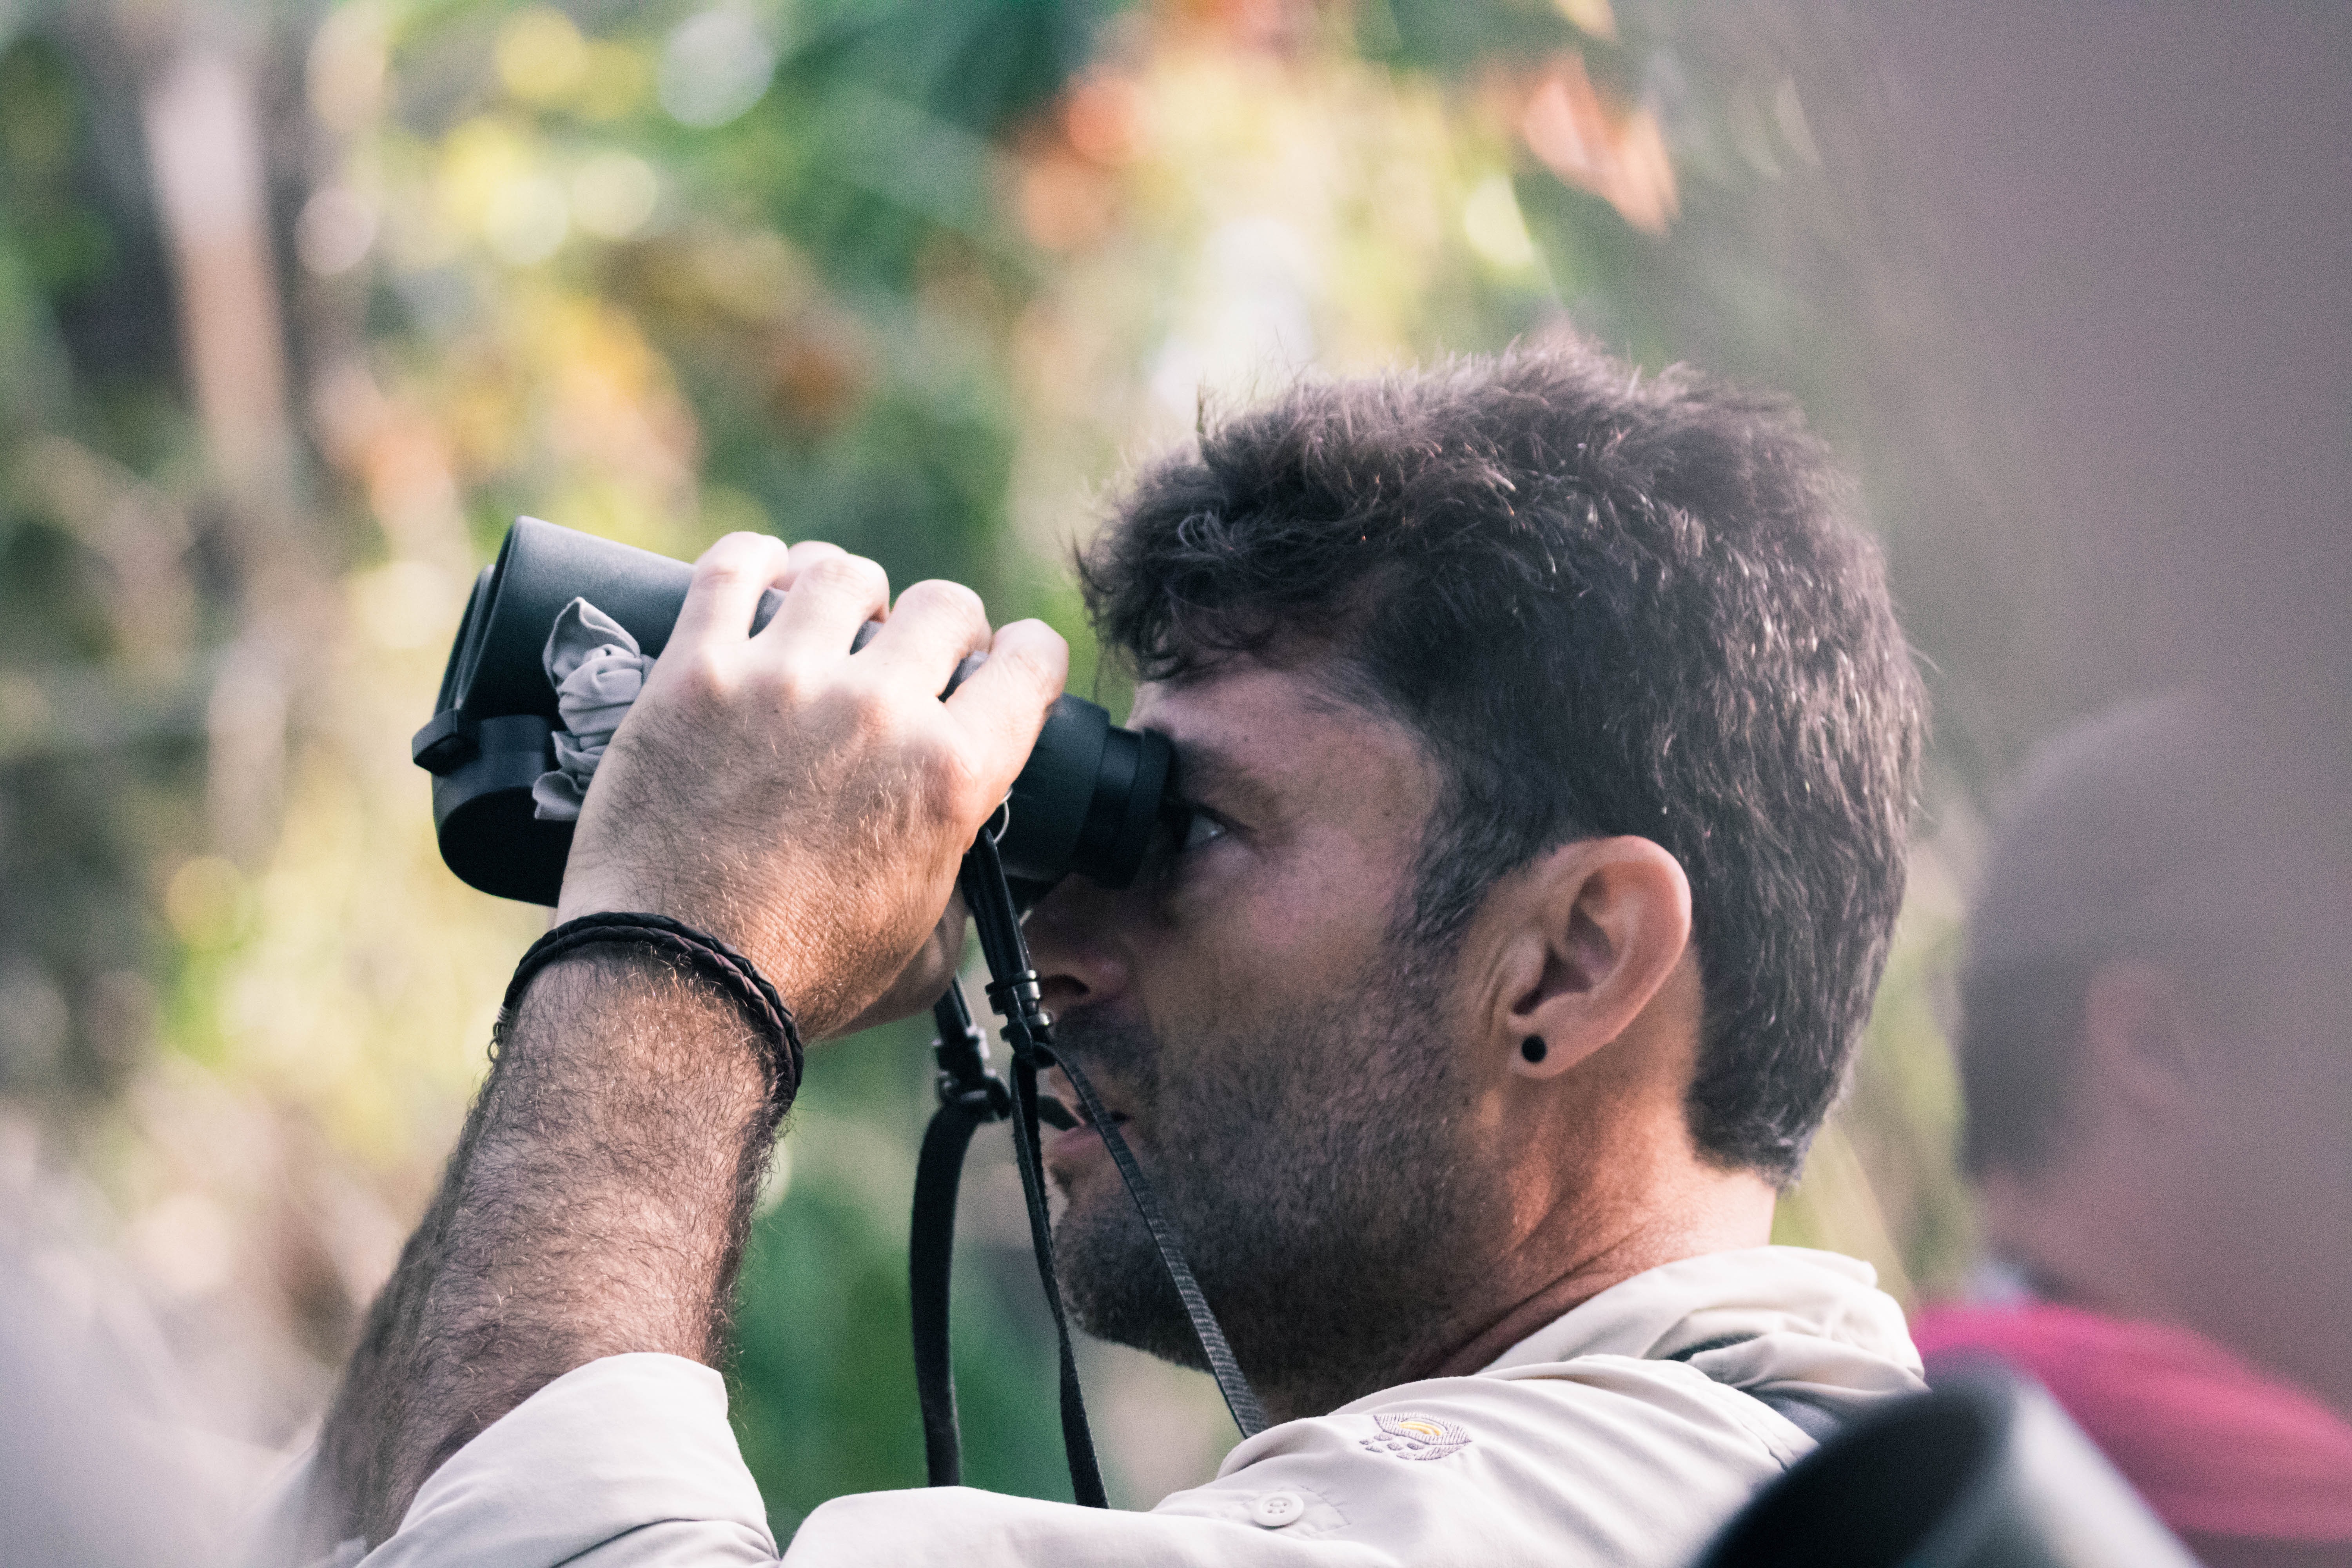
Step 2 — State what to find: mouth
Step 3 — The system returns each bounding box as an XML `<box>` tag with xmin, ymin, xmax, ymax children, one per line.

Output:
<box><xmin>1042</xmin><ymin>1071</ymin><xmax>1131</xmax><ymax>1166</ymax></box>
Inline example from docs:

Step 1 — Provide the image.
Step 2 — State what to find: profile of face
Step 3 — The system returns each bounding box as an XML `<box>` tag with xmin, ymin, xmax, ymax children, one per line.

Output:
<box><xmin>1024</xmin><ymin>654</ymin><xmax>1523</xmax><ymax>1412</ymax></box>
<box><xmin>2110</xmin><ymin>940</ymin><xmax>2352</xmax><ymax>1361</ymax></box>
<box><xmin>1963</xmin><ymin>695</ymin><xmax>2352</xmax><ymax>1404</ymax></box>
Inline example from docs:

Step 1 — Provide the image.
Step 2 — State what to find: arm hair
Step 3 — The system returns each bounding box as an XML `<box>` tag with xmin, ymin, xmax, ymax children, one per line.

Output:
<box><xmin>306</xmin><ymin>950</ymin><xmax>784</xmax><ymax>1548</ymax></box>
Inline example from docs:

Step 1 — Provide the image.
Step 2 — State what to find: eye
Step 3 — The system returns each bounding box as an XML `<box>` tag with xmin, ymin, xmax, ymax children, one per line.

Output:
<box><xmin>1179</xmin><ymin>810</ymin><xmax>1229</xmax><ymax>852</ymax></box>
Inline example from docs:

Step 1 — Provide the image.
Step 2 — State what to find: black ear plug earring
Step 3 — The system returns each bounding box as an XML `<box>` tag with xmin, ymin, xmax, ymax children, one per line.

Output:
<box><xmin>1520</xmin><ymin>1036</ymin><xmax>1548</xmax><ymax>1065</ymax></box>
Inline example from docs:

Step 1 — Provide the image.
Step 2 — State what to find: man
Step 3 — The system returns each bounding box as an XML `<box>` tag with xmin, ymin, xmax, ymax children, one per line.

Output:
<box><xmin>287</xmin><ymin>345</ymin><xmax>1928</xmax><ymax>1566</ymax></box>
<box><xmin>1915</xmin><ymin>694</ymin><xmax>2352</xmax><ymax>1567</ymax></box>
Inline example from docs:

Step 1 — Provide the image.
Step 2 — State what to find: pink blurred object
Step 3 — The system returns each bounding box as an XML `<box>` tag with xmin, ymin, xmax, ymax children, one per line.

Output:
<box><xmin>1913</xmin><ymin>1303</ymin><xmax>2352</xmax><ymax>1546</ymax></box>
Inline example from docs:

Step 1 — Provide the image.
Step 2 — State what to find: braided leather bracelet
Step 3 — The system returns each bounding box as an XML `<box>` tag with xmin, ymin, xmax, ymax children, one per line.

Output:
<box><xmin>502</xmin><ymin>912</ymin><xmax>805</xmax><ymax>1110</ymax></box>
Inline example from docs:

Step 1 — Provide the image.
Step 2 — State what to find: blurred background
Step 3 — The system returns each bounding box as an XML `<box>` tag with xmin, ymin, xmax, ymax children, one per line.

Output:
<box><xmin>0</xmin><ymin>0</ymin><xmax>2343</xmax><ymax>1539</ymax></box>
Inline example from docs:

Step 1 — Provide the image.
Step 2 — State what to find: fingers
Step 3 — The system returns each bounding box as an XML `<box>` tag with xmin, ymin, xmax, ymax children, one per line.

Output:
<box><xmin>861</xmin><ymin>579</ymin><xmax>991</xmax><ymax>693</ymax></box>
<box><xmin>749</xmin><ymin>541</ymin><xmax>854</xmax><ymax>639</ymax></box>
<box><xmin>674</xmin><ymin>536</ymin><xmax>1054</xmax><ymax>809</ymax></box>
<box><xmin>944</xmin><ymin>619</ymin><xmax>1069</xmax><ymax>795</ymax></box>
<box><xmin>758</xmin><ymin>551</ymin><xmax>891</xmax><ymax>661</ymax></box>
<box><xmin>672</xmin><ymin>533</ymin><xmax>793</xmax><ymax>652</ymax></box>
<box><xmin>777</xmin><ymin>539</ymin><xmax>849</xmax><ymax>591</ymax></box>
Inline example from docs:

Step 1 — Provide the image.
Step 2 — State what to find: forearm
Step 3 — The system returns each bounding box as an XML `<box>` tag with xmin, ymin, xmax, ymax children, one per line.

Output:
<box><xmin>315</xmin><ymin>950</ymin><xmax>783</xmax><ymax>1547</ymax></box>
<box><xmin>297</xmin><ymin>533</ymin><xmax>1062</xmax><ymax>1556</ymax></box>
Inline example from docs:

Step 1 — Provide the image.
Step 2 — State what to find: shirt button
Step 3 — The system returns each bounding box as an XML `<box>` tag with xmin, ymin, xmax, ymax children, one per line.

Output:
<box><xmin>1250</xmin><ymin>1490</ymin><xmax>1307</xmax><ymax>1528</ymax></box>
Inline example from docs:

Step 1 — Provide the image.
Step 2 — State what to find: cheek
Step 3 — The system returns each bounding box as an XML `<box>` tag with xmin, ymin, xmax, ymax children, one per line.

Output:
<box><xmin>1155</xmin><ymin>847</ymin><xmax>1399</xmax><ymax>1027</ymax></box>
<box><xmin>2235</xmin><ymin>1070</ymin><xmax>2352</xmax><ymax>1202</ymax></box>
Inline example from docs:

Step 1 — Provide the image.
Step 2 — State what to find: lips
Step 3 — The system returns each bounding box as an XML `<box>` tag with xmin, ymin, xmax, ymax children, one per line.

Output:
<box><xmin>1041</xmin><ymin>1070</ymin><xmax>1131</xmax><ymax>1166</ymax></box>
<box><xmin>1044</xmin><ymin>1116</ymin><xmax>1111</xmax><ymax>1163</ymax></box>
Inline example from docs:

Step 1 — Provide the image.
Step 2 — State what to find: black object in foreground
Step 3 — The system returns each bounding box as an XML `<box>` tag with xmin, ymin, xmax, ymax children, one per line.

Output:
<box><xmin>412</xmin><ymin>516</ymin><xmax>1173</xmax><ymax>906</ymax></box>
<box><xmin>1694</xmin><ymin>1367</ymin><xmax>2196</xmax><ymax>1568</ymax></box>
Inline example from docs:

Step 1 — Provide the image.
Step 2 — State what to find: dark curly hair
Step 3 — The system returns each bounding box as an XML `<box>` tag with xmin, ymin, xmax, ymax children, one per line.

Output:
<box><xmin>1078</xmin><ymin>343</ymin><xmax>1925</xmax><ymax>1183</ymax></box>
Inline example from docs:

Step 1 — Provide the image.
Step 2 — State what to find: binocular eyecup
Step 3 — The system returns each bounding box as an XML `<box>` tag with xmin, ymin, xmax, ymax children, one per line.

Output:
<box><xmin>412</xmin><ymin>517</ymin><xmax>1172</xmax><ymax>907</ymax></box>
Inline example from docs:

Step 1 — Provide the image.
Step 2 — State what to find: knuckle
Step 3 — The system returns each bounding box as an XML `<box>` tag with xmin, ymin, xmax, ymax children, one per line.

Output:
<box><xmin>747</xmin><ymin>659</ymin><xmax>807</xmax><ymax>707</ymax></box>
<box><xmin>996</xmin><ymin>622</ymin><xmax>1068</xmax><ymax>686</ymax></box>
<box><xmin>700</xmin><ymin>532</ymin><xmax>780</xmax><ymax>575</ymax></box>
<box><xmin>835</xmin><ymin>676</ymin><xmax>898</xmax><ymax>736</ymax></box>
<box><xmin>672</xmin><ymin>647</ymin><xmax>732</xmax><ymax>704</ymax></box>
<box><xmin>806</xmin><ymin>552</ymin><xmax>887</xmax><ymax>599</ymax></box>
<box><xmin>912</xmin><ymin>728</ymin><xmax>979</xmax><ymax>800</ymax></box>
<box><xmin>904</xmin><ymin>578</ymin><xmax>987</xmax><ymax>627</ymax></box>
<box><xmin>697</xmin><ymin>560</ymin><xmax>762</xmax><ymax>594</ymax></box>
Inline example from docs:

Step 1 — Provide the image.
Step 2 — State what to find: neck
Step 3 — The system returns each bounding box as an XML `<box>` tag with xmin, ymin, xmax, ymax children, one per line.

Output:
<box><xmin>1987</xmin><ymin>1169</ymin><xmax>2352</xmax><ymax>1419</ymax></box>
<box><xmin>1421</xmin><ymin>1162</ymin><xmax>1779</xmax><ymax>1382</ymax></box>
<box><xmin>1251</xmin><ymin>1161</ymin><xmax>1777</xmax><ymax>1423</ymax></box>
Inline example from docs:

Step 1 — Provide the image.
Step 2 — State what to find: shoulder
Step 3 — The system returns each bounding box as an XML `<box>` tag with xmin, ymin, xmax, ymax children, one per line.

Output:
<box><xmin>788</xmin><ymin>1363</ymin><xmax>1791</xmax><ymax>1568</ymax></box>
<box><xmin>1149</xmin><ymin>1358</ymin><xmax>1805</xmax><ymax>1566</ymax></box>
<box><xmin>1134</xmin><ymin>1246</ymin><xmax>1927</xmax><ymax>1566</ymax></box>
<box><xmin>788</xmin><ymin>1361</ymin><xmax>1802</xmax><ymax>1568</ymax></box>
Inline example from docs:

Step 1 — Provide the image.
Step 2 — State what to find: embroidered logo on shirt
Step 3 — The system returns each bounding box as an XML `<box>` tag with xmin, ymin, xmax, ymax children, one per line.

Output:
<box><xmin>1359</xmin><ymin>1412</ymin><xmax>1471</xmax><ymax>1461</ymax></box>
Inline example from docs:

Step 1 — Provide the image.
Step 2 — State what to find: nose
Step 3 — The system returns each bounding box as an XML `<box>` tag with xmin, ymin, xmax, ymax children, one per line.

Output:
<box><xmin>1023</xmin><ymin>873</ymin><xmax>1131</xmax><ymax>1017</ymax></box>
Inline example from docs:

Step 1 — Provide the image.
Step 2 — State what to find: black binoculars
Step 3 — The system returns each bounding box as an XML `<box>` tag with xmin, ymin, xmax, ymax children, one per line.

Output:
<box><xmin>412</xmin><ymin>517</ymin><xmax>1172</xmax><ymax>906</ymax></box>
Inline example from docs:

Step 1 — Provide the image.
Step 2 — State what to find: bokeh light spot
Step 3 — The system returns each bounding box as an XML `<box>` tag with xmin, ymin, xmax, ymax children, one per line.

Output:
<box><xmin>352</xmin><ymin>561</ymin><xmax>459</xmax><ymax>652</ymax></box>
<box><xmin>660</xmin><ymin>7</ymin><xmax>778</xmax><ymax>129</ymax></box>
<box><xmin>1553</xmin><ymin>0</ymin><xmax>1617</xmax><ymax>40</ymax></box>
<box><xmin>296</xmin><ymin>186</ymin><xmax>377</xmax><ymax>275</ymax></box>
<box><xmin>1463</xmin><ymin>174</ymin><xmax>1537</xmax><ymax>270</ymax></box>
<box><xmin>1065</xmin><ymin>74</ymin><xmax>1145</xmax><ymax>164</ymax></box>
<box><xmin>572</xmin><ymin>152</ymin><xmax>660</xmax><ymax>240</ymax></box>
<box><xmin>165</xmin><ymin>857</ymin><xmax>250</xmax><ymax>948</ymax></box>
<box><xmin>578</xmin><ymin>40</ymin><xmax>652</xmax><ymax>121</ymax></box>
<box><xmin>307</xmin><ymin>3</ymin><xmax>390</xmax><ymax>133</ymax></box>
<box><xmin>497</xmin><ymin>8</ymin><xmax>590</xmax><ymax>106</ymax></box>
<box><xmin>485</xmin><ymin>174</ymin><xmax>570</xmax><ymax>264</ymax></box>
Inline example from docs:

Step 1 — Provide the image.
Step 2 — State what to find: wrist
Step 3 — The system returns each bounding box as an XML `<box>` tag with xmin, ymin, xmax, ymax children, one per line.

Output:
<box><xmin>555</xmin><ymin>864</ymin><xmax>812</xmax><ymax>1011</ymax></box>
<box><xmin>503</xmin><ymin>916</ymin><xmax>804</xmax><ymax>1117</ymax></box>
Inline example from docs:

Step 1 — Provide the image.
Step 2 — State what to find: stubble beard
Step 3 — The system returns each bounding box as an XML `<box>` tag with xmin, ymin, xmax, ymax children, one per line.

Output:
<box><xmin>1047</xmin><ymin>945</ymin><xmax>1501</xmax><ymax>1416</ymax></box>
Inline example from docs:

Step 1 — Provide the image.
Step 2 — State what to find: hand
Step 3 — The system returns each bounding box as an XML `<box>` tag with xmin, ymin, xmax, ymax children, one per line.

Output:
<box><xmin>827</xmin><ymin>890</ymin><xmax>968</xmax><ymax>1038</ymax></box>
<box><xmin>554</xmin><ymin>534</ymin><xmax>1067</xmax><ymax>1040</ymax></box>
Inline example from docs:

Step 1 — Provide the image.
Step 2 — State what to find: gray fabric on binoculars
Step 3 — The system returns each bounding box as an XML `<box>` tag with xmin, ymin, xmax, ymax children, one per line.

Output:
<box><xmin>533</xmin><ymin>598</ymin><xmax>651</xmax><ymax>822</ymax></box>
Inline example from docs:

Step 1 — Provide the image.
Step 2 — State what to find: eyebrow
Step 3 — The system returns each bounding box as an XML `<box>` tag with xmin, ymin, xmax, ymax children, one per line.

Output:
<box><xmin>1164</xmin><ymin>739</ymin><xmax>1284</xmax><ymax>820</ymax></box>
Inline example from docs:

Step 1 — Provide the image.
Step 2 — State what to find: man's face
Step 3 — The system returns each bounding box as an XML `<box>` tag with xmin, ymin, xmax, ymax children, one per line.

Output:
<box><xmin>1023</xmin><ymin>654</ymin><xmax>1514</xmax><ymax>1406</ymax></box>
<box><xmin>2184</xmin><ymin>935</ymin><xmax>2352</xmax><ymax>1336</ymax></box>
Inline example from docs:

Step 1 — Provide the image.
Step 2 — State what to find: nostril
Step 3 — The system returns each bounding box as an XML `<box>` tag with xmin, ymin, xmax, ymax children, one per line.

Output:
<box><xmin>1022</xmin><ymin>877</ymin><xmax>1129</xmax><ymax>1007</ymax></box>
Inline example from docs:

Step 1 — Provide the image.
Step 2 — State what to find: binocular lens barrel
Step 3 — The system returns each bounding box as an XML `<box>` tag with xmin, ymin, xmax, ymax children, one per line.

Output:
<box><xmin>412</xmin><ymin>517</ymin><xmax>1172</xmax><ymax>907</ymax></box>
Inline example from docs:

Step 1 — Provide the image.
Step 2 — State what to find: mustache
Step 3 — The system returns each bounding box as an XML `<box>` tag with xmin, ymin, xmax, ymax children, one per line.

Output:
<box><xmin>1047</xmin><ymin>1008</ymin><xmax>1156</xmax><ymax>1067</ymax></box>
<box><xmin>1044</xmin><ymin>1008</ymin><xmax>1164</xmax><ymax>1104</ymax></box>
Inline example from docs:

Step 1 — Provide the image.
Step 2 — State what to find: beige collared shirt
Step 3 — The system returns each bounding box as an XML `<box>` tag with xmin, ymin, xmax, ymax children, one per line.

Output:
<box><xmin>311</xmin><ymin>1246</ymin><xmax>1923</xmax><ymax>1568</ymax></box>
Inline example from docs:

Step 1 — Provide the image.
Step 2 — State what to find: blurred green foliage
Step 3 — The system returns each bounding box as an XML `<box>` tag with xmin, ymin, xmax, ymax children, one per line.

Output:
<box><xmin>0</xmin><ymin>0</ymin><xmax>1998</xmax><ymax>1526</ymax></box>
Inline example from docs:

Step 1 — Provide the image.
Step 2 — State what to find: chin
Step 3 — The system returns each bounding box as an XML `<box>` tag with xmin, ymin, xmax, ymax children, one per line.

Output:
<box><xmin>1042</xmin><ymin>1151</ymin><xmax>1118</xmax><ymax>1214</ymax></box>
<box><xmin>1051</xmin><ymin>1192</ymin><xmax>1210</xmax><ymax>1371</ymax></box>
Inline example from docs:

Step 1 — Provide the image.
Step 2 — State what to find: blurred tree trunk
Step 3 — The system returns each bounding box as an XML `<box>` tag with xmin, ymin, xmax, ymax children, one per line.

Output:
<box><xmin>134</xmin><ymin>16</ymin><xmax>324</xmax><ymax>865</ymax></box>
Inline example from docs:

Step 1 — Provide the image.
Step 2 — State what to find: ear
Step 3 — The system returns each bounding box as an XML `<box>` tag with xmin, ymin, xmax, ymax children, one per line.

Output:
<box><xmin>1497</xmin><ymin>837</ymin><xmax>1694</xmax><ymax>1080</ymax></box>
<box><xmin>2080</xmin><ymin>961</ymin><xmax>2201</xmax><ymax>1118</ymax></box>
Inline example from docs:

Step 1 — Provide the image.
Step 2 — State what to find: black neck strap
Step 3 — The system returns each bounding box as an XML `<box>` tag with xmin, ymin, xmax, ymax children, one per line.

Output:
<box><xmin>906</xmin><ymin>828</ymin><xmax>1267</xmax><ymax>1505</ymax></box>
